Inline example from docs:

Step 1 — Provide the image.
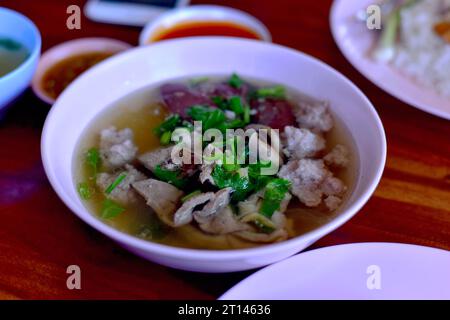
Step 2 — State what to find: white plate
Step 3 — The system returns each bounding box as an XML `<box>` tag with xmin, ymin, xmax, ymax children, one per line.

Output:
<box><xmin>220</xmin><ymin>243</ymin><xmax>450</xmax><ymax>300</ymax></box>
<box><xmin>330</xmin><ymin>0</ymin><xmax>450</xmax><ymax>120</ymax></box>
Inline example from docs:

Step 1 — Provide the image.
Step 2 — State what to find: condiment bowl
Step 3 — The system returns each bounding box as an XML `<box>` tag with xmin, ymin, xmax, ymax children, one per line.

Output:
<box><xmin>41</xmin><ymin>38</ymin><xmax>386</xmax><ymax>273</ymax></box>
<box><xmin>139</xmin><ymin>5</ymin><xmax>272</xmax><ymax>45</ymax></box>
<box><xmin>32</xmin><ymin>38</ymin><xmax>132</xmax><ymax>104</ymax></box>
<box><xmin>0</xmin><ymin>8</ymin><xmax>41</xmax><ymax>118</ymax></box>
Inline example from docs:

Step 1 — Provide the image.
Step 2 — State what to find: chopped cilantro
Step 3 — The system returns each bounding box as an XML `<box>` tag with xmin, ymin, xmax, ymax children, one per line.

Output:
<box><xmin>260</xmin><ymin>178</ymin><xmax>291</xmax><ymax>218</ymax></box>
<box><xmin>85</xmin><ymin>147</ymin><xmax>101</xmax><ymax>177</ymax></box>
<box><xmin>228</xmin><ymin>73</ymin><xmax>244</xmax><ymax>89</ymax></box>
<box><xmin>153</xmin><ymin>165</ymin><xmax>187</xmax><ymax>189</ymax></box>
<box><xmin>254</xmin><ymin>85</ymin><xmax>286</xmax><ymax>99</ymax></box>
<box><xmin>77</xmin><ymin>182</ymin><xmax>93</xmax><ymax>200</ymax></box>
<box><xmin>154</xmin><ymin>114</ymin><xmax>181</xmax><ymax>137</ymax></box>
<box><xmin>105</xmin><ymin>173</ymin><xmax>127</xmax><ymax>194</ymax></box>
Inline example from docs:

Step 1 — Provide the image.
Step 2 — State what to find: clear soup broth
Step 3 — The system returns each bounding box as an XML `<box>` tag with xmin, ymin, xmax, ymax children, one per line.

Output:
<box><xmin>74</xmin><ymin>75</ymin><xmax>359</xmax><ymax>250</ymax></box>
<box><xmin>0</xmin><ymin>38</ymin><xmax>29</xmax><ymax>77</ymax></box>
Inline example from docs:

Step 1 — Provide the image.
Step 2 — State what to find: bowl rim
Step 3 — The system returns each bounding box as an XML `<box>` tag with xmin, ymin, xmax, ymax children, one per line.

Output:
<box><xmin>139</xmin><ymin>4</ymin><xmax>272</xmax><ymax>45</ymax></box>
<box><xmin>0</xmin><ymin>7</ymin><xmax>41</xmax><ymax>85</ymax></box>
<box><xmin>31</xmin><ymin>37</ymin><xmax>132</xmax><ymax>105</ymax></box>
<box><xmin>41</xmin><ymin>37</ymin><xmax>386</xmax><ymax>260</ymax></box>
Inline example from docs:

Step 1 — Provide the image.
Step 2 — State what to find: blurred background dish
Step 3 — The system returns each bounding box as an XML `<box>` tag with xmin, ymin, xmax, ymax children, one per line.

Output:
<box><xmin>85</xmin><ymin>0</ymin><xmax>190</xmax><ymax>27</ymax></box>
<box><xmin>139</xmin><ymin>5</ymin><xmax>272</xmax><ymax>45</ymax></box>
<box><xmin>0</xmin><ymin>7</ymin><xmax>41</xmax><ymax>118</ymax></box>
<box><xmin>330</xmin><ymin>0</ymin><xmax>450</xmax><ymax>120</ymax></box>
<box><xmin>31</xmin><ymin>37</ymin><xmax>132</xmax><ymax>104</ymax></box>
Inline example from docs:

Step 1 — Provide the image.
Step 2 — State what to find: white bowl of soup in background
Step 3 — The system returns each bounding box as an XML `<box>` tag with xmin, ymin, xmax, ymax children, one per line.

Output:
<box><xmin>41</xmin><ymin>37</ymin><xmax>386</xmax><ymax>273</ymax></box>
<box><xmin>139</xmin><ymin>5</ymin><xmax>272</xmax><ymax>45</ymax></box>
<box><xmin>0</xmin><ymin>7</ymin><xmax>41</xmax><ymax>117</ymax></box>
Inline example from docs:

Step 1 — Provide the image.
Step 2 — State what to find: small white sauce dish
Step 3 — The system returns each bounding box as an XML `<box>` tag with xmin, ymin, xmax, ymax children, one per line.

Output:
<box><xmin>32</xmin><ymin>37</ymin><xmax>132</xmax><ymax>105</ymax></box>
<box><xmin>0</xmin><ymin>7</ymin><xmax>41</xmax><ymax>118</ymax></box>
<box><xmin>41</xmin><ymin>37</ymin><xmax>386</xmax><ymax>273</ymax></box>
<box><xmin>139</xmin><ymin>5</ymin><xmax>272</xmax><ymax>45</ymax></box>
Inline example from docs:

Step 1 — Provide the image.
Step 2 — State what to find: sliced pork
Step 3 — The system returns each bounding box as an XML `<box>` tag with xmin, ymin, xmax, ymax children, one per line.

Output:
<box><xmin>198</xmin><ymin>206</ymin><xmax>251</xmax><ymax>235</ymax></box>
<box><xmin>96</xmin><ymin>164</ymin><xmax>146</xmax><ymax>205</ymax></box>
<box><xmin>138</xmin><ymin>146</ymin><xmax>174</xmax><ymax>172</ymax></box>
<box><xmin>173</xmin><ymin>192</ymin><xmax>214</xmax><ymax>227</ymax></box>
<box><xmin>132</xmin><ymin>179</ymin><xmax>184</xmax><ymax>227</ymax></box>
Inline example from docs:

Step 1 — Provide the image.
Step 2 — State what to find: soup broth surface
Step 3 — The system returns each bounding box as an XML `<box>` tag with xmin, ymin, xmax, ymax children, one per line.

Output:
<box><xmin>74</xmin><ymin>76</ymin><xmax>359</xmax><ymax>250</ymax></box>
<box><xmin>0</xmin><ymin>37</ymin><xmax>29</xmax><ymax>77</ymax></box>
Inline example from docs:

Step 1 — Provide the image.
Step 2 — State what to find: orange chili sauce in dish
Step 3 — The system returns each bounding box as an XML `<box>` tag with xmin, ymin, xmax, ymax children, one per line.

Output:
<box><xmin>150</xmin><ymin>20</ymin><xmax>262</xmax><ymax>42</ymax></box>
<box><xmin>42</xmin><ymin>52</ymin><xmax>114</xmax><ymax>100</ymax></box>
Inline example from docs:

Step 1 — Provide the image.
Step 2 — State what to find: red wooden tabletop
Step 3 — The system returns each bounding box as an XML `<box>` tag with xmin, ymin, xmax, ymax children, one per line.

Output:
<box><xmin>1</xmin><ymin>0</ymin><xmax>449</xmax><ymax>300</ymax></box>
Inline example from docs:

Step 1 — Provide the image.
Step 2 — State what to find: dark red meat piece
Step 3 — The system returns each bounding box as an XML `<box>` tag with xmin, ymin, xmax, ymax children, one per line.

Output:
<box><xmin>211</xmin><ymin>83</ymin><xmax>249</xmax><ymax>99</ymax></box>
<box><xmin>160</xmin><ymin>83</ymin><xmax>213</xmax><ymax>118</ymax></box>
<box><xmin>250</xmin><ymin>98</ymin><xmax>296</xmax><ymax>130</ymax></box>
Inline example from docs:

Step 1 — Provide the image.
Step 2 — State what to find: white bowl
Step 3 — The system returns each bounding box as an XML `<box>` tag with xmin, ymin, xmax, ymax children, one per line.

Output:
<box><xmin>32</xmin><ymin>38</ymin><xmax>132</xmax><ymax>104</ymax></box>
<box><xmin>41</xmin><ymin>37</ymin><xmax>386</xmax><ymax>273</ymax></box>
<box><xmin>139</xmin><ymin>5</ymin><xmax>272</xmax><ymax>45</ymax></box>
<box><xmin>0</xmin><ymin>8</ymin><xmax>41</xmax><ymax>118</ymax></box>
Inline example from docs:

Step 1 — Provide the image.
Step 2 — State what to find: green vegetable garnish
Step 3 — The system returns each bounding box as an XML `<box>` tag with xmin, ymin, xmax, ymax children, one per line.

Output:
<box><xmin>160</xmin><ymin>131</ymin><xmax>172</xmax><ymax>145</ymax></box>
<box><xmin>254</xmin><ymin>85</ymin><xmax>286</xmax><ymax>99</ymax></box>
<box><xmin>181</xmin><ymin>120</ymin><xmax>194</xmax><ymax>132</ymax></box>
<box><xmin>187</xmin><ymin>106</ymin><xmax>226</xmax><ymax>131</ymax></box>
<box><xmin>212</xmin><ymin>165</ymin><xmax>252</xmax><ymax>202</ymax></box>
<box><xmin>105</xmin><ymin>173</ymin><xmax>127</xmax><ymax>195</ymax></box>
<box><xmin>260</xmin><ymin>178</ymin><xmax>291</xmax><ymax>218</ymax></box>
<box><xmin>101</xmin><ymin>199</ymin><xmax>125</xmax><ymax>219</ymax></box>
<box><xmin>224</xmin><ymin>118</ymin><xmax>245</xmax><ymax>129</ymax></box>
<box><xmin>77</xmin><ymin>182</ymin><xmax>93</xmax><ymax>200</ymax></box>
<box><xmin>228</xmin><ymin>73</ymin><xmax>243</xmax><ymax>89</ymax></box>
<box><xmin>241</xmin><ymin>213</ymin><xmax>276</xmax><ymax>234</ymax></box>
<box><xmin>212</xmin><ymin>96</ymin><xmax>229</xmax><ymax>110</ymax></box>
<box><xmin>181</xmin><ymin>190</ymin><xmax>202</xmax><ymax>203</ymax></box>
<box><xmin>154</xmin><ymin>114</ymin><xmax>181</xmax><ymax>137</ymax></box>
<box><xmin>153</xmin><ymin>165</ymin><xmax>187</xmax><ymax>189</ymax></box>
<box><xmin>229</xmin><ymin>96</ymin><xmax>244</xmax><ymax>114</ymax></box>
<box><xmin>243</xmin><ymin>105</ymin><xmax>250</xmax><ymax>124</ymax></box>
<box><xmin>254</xmin><ymin>219</ymin><xmax>276</xmax><ymax>234</ymax></box>
<box><xmin>86</xmin><ymin>147</ymin><xmax>101</xmax><ymax>177</ymax></box>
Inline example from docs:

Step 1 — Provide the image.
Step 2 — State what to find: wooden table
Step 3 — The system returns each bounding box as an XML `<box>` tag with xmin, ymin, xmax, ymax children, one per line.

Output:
<box><xmin>1</xmin><ymin>0</ymin><xmax>449</xmax><ymax>300</ymax></box>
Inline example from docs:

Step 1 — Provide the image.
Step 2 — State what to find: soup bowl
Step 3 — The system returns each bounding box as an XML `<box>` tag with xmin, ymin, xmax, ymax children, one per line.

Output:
<box><xmin>41</xmin><ymin>37</ymin><xmax>386</xmax><ymax>273</ymax></box>
<box><xmin>0</xmin><ymin>8</ymin><xmax>41</xmax><ymax>117</ymax></box>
